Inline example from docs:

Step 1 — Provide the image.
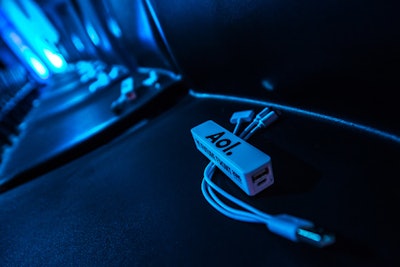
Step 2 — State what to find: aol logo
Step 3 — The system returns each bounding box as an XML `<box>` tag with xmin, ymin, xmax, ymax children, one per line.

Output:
<box><xmin>205</xmin><ymin>132</ymin><xmax>241</xmax><ymax>156</ymax></box>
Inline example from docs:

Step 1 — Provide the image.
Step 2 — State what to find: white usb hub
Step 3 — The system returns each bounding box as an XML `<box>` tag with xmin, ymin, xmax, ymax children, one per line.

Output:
<box><xmin>191</xmin><ymin>120</ymin><xmax>274</xmax><ymax>196</ymax></box>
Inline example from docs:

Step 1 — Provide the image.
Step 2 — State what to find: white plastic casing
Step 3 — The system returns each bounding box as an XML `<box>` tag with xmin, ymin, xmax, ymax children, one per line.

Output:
<box><xmin>191</xmin><ymin>120</ymin><xmax>274</xmax><ymax>196</ymax></box>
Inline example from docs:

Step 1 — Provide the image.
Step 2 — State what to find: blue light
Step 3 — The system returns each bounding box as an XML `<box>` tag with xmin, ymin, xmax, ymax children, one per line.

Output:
<box><xmin>21</xmin><ymin>48</ymin><xmax>49</xmax><ymax>79</ymax></box>
<box><xmin>28</xmin><ymin>56</ymin><xmax>49</xmax><ymax>79</ymax></box>
<box><xmin>86</xmin><ymin>23</ymin><xmax>100</xmax><ymax>46</ymax></box>
<box><xmin>136</xmin><ymin>2</ymin><xmax>153</xmax><ymax>43</ymax></box>
<box><xmin>2</xmin><ymin>27</ymin><xmax>50</xmax><ymax>80</ymax></box>
<box><xmin>261</xmin><ymin>79</ymin><xmax>274</xmax><ymax>91</ymax></box>
<box><xmin>107</xmin><ymin>18</ymin><xmax>122</xmax><ymax>38</ymax></box>
<box><xmin>71</xmin><ymin>34</ymin><xmax>84</xmax><ymax>52</ymax></box>
<box><xmin>1</xmin><ymin>0</ymin><xmax>61</xmax><ymax>69</ymax></box>
<box><xmin>43</xmin><ymin>48</ymin><xmax>66</xmax><ymax>70</ymax></box>
<box><xmin>297</xmin><ymin>228</ymin><xmax>322</xmax><ymax>242</ymax></box>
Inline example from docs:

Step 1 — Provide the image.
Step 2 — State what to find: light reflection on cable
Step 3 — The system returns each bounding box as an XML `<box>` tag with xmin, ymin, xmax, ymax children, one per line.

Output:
<box><xmin>189</xmin><ymin>90</ymin><xmax>400</xmax><ymax>144</ymax></box>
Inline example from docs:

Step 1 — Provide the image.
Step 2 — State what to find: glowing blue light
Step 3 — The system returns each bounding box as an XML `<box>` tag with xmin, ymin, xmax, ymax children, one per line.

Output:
<box><xmin>107</xmin><ymin>18</ymin><xmax>122</xmax><ymax>38</ymax></box>
<box><xmin>2</xmin><ymin>0</ymin><xmax>64</xmax><ymax>73</ymax></box>
<box><xmin>71</xmin><ymin>34</ymin><xmax>84</xmax><ymax>52</ymax></box>
<box><xmin>86</xmin><ymin>23</ymin><xmax>100</xmax><ymax>46</ymax></box>
<box><xmin>3</xmin><ymin>27</ymin><xmax>50</xmax><ymax>80</ymax></box>
<box><xmin>297</xmin><ymin>229</ymin><xmax>322</xmax><ymax>242</ymax></box>
<box><xmin>261</xmin><ymin>79</ymin><xmax>274</xmax><ymax>91</ymax></box>
<box><xmin>43</xmin><ymin>48</ymin><xmax>66</xmax><ymax>70</ymax></box>
<box><xmin>21</xmin><ymin>49</ymin><xmax>49</xmax><ymax>79</ymax></box>
<box><xmin>28</xmin><ymin>56</ymin><xmax>49</xmax><ymax>78</ymax></box>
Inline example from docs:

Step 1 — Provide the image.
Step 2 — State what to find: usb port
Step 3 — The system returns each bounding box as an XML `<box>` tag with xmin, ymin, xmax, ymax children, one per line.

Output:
<box><xmin>252</xmin><ymin>168</ymin><xmax>269</xmax><ymax>183</ymax></box>
<box><xmin>256</xmin><ymin>179</ymin><xmax>267</xmax><ymax>186</ymax></box>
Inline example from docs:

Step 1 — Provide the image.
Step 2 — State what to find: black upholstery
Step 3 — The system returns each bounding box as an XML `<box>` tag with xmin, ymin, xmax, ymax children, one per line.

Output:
<box><xmin>149</xmin><ymin>0</ymin><xmax>400</xmax><ymax>134</ymax></box>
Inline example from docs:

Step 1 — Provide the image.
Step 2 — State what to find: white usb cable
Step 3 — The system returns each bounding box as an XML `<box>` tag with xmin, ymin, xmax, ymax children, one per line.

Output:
<box><xmin>200</xmin><ymin>108</ymin><xmax>335</xmax><ymax>248</ymax></box>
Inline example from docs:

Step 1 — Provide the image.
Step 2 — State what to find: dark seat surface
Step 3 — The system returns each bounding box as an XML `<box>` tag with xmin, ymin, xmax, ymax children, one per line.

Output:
<box><xmin>0</xmin><ymin>92</ymin><xmax>398</xmax><ymax>266</ymax></box>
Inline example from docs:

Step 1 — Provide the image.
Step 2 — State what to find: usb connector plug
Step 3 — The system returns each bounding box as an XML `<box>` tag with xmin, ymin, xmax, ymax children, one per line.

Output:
<box><xmin>267</xmin><ymin>214</ymin><xmax>335</xmax><ymax>248</ymax></box>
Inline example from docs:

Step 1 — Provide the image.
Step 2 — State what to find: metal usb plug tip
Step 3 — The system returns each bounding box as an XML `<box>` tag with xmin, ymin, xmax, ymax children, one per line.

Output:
<box><xmin>257</xmin><ymin>107</ymin><xmax>272</xmax><ymax>118</ymax></box>
<box><xmin>296</xmin><ymin>226</ymin><xmax>336</xmax><ymax>248</ymax></box>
